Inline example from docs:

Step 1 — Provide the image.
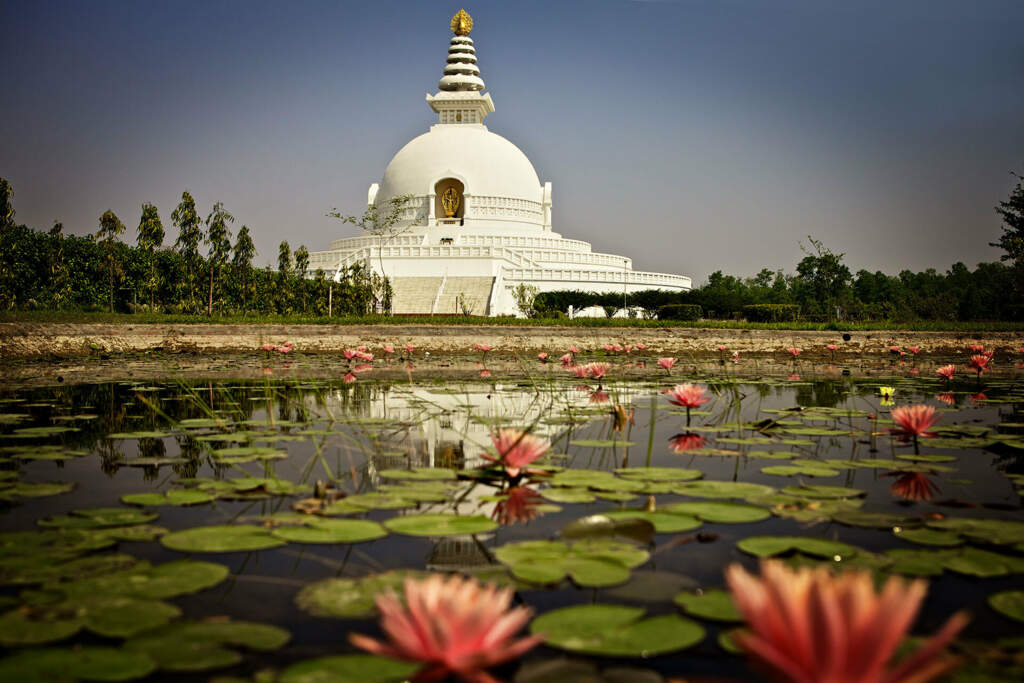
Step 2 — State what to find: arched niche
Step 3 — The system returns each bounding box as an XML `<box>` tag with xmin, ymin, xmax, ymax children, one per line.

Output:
<box><xmin>434</xmin><ymin>178</ymin><xmax>465</xmax><ymax>222</ymax></box>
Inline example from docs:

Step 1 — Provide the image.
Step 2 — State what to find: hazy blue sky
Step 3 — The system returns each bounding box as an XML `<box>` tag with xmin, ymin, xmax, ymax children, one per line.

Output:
<box><xmin>3</xmin><ymin>0</ymin><xmax>1022</xmax><ymax>283</ymax></box>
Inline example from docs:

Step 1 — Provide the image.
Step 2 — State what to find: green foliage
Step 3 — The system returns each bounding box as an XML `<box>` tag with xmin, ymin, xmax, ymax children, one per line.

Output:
<box><xmin>137</xmin><ymin>203</ymin><xmax>164</xmax><ymax>310</ymax></box>
<box><xmin>743</xmin><ymin>303</ymin><xmax>800</xmax><ymax>322</ymax></box>
<box><xmin>171</xmin><ymin>191</ymin><xmax>202</xmax><ymax>310</ymax></box>
<box><xmin>658</xmin><ymin>304</ymin><xmax>702</xmax><ymax>321</ymax></box>
<box><xmin>96</xmin><ymin>209</ymin><xmax>127</xmax><ymax>313</ymax></box>
<box><xmin>204</xmin><ymin>202</ymin><xmax>234</xmax><ymax>315</ymax></box>
<box><xmin>512</xmin><ymin>283</ymin><xmax>539</xmax><ymax>317</ymax></box>
<box><xmin>794</xmin><ymin>236</ymin><xmax>851</xmax><ymax>321</ymax></box>
<box><xmin>992</xmin><ymin>170</ymin><xmax>1024</xmax><ymax>265</ymax></box>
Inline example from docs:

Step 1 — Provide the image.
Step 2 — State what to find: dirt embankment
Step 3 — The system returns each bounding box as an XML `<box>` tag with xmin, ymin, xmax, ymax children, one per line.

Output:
<box><xmin>1</xmin><ymin>322</ymin><xmax>1021</xmax><ymax>360</ymax></box>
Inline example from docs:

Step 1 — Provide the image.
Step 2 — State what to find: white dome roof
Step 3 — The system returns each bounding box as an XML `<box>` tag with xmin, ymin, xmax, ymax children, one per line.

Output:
<box><xmin>377</xmin><ymin>125</ymin><xmax>542</xmax><ymax>203</ymax></box>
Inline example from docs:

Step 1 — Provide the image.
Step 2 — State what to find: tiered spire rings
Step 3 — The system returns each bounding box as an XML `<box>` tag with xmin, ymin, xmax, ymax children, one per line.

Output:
<box><xmin>439</xmin><ymin>10</ymin><xmax>484</xmax><ymax>92</ymax></box>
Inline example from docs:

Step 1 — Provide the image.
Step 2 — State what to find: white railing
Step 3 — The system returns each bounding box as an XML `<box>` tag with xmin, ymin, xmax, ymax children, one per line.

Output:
<box><xmin>503</xmin><ymin>267</ymin><xmax>691</xmax><ymax>289</ymax></box>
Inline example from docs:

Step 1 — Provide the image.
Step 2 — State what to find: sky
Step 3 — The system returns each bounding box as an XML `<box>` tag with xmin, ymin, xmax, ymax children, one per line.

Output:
<box><xmin>2</xmin><ymin>0</ymin><xmax>1023</xmax><ymax>284</ymax></box>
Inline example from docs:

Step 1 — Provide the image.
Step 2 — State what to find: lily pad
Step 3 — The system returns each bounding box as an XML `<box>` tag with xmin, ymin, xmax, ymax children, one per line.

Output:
<box><xmin>926</xmin><ymin>518</ymin><xmax>1024</xmax><ymax>545</ymax></box>
<box><xmin>0</xmin><ymin>646</ymin><xmax>156</xmax><ymax>682</ymax></box>
<box><xmin>279</xmin><ymin>655</ymin><xmax>421</xmax><ymax>683</ymax></box>
<box><xmin>570</xmin><ymin>440</ymin><xmax>635</xmax><ymax>448</ymax></box>
<box><xmin>831</xmin><ymin>510</ymin><xmax>912</xmax><ymax>529</ymax></box>
<box><xmin>614</xmin><ymin>467</ymin><xmax>702</xmax><ymax>482</ymax></box>
<box><xmin>161</xmin><ymin>525</ymin><xmax>286</xmax><ymax>553</ymax></box>
<box><xmin>125</xmin><ymin>619</ymin><xmax>290</xmax><ymax>672</ymax></box>
<box><xmin>780</xmin><ymin>484</ymin><xmax>865</xmax><ymax>499</ymax></box>
<box><xmin>383</xmin><ymin>514</ymin><xmax>497</xmax><ymax>537</ymax></box>
<box><xmin>600</xmin><ymin>510</ymin><xmax>702</xmax><ymax>534</ymax></box>
<box><xmin>38</xmin><ymin>508</ymin><xmax>158</xmax><ymax>529</ymax></box>
<box><xmin>989</xmin><ymin>591</ymin><xmax>1024</xmax><ymax>623</ymax></box>
<box><xmin>343</xmin><ymin>493</ymin><xmax>418</xmax><ymax>510</ymax></box>
<box><xmin>48</xmin><ymin>560</ymin><xmax>229</xmax><ymax>600</ymax></box>
<box><xmin>737</xmin><ymin>536</ymin><xmax>858</xmax><ymax>560</ymax></box>
<box><xmin>495</xmin><ymin>539</ymin><xmax>649</xmax><ymax>587</ymax></box>
<box><xmin>271</xmin><ymin>519</ymin><xmax>387</xmax><ymax>544</ymax></box>
<box><xmin>378</xmin><ymin>467</ymin><xmax>455</xmax><ymax>481</ymax></box>
<box><xmin>673</xmin><ymin>589</ymin><xmax>743</xmax><ymax>622</ymax></box>
<box><xmin>673</xmin><ymin>481</ymin><xmax>776</xmax><ymax>499</ymax></box>
<box><xmin>761</xmin><ymin>464</ymin><xmax>840</xmax><ymax>477</ymax></box>
<box><xmin>661</xmin><ymin>501</ymin><xmax>771</xmax><ymax>524</ymax></box>
<box><xmin>560</xmin><ymin>515</ymin><xmax>657</xmax><ymax>544</ymax></box>
<box><xmin>296</xmin><ymin>571</ymin><xmax>430</xmax><ymax>619</ymax></box>
<box><xmin>540</xmin><ymin>487</ymin><xmax>596</xmax><ymax>503</ymax></box>
<box><xmin>121</xmin><ymin>490</ymin><xmax>217</xmax><ymax>506</ymax></box>
<box><xmin>894</xmin><ymin>528</ymin><xmax>963</xmax><ymax>547</ymax></box>
<box><xmin>529</xmin><ymin>604</ymin><xmax>705</xmax><ymax>656</ymax></box>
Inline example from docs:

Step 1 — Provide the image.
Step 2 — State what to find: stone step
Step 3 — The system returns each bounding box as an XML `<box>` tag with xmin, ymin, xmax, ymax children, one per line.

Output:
<box><xmin>435</xmin><ymin>277</ymin><xmax>494</xmax><ymax>316</ymax></box>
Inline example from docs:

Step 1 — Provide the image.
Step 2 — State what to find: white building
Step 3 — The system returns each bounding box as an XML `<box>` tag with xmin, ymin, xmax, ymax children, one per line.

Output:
<box><xmin>309</xmin><ymin>9</ymin><xmax>691</xmax><ymax>316</ymax></box>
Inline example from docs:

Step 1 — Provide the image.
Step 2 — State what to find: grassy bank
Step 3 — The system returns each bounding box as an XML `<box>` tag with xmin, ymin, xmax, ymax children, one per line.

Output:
<box><xmin>2</xmin><ymin>310</ymin><xmax>1022</xmax><ymax>332</ymax></box>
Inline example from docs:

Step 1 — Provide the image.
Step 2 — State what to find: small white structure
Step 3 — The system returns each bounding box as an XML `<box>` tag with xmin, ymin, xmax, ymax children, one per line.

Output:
<box><xmin>309</xmin><ymin>10</ymin><xmax>690</xmax><ymax>316</ymax></box>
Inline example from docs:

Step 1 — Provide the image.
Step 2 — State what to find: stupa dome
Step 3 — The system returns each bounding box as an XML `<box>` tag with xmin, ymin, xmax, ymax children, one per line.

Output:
<box><xmin>376</xmin><ymin>125</ymin><xmax>542</xmax><ymax>204</ymax></box>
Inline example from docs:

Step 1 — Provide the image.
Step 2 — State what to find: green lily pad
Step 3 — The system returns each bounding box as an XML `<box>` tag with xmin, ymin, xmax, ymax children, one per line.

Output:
<box><xmin>673</xmin><ymin>589</ymin><xmax>743</xmax><ymax>622</ymax></box>
<box><xmin>761</xmin><ymin>464</ymin><xmax>840</xmax><ymax>477</ymax></box>
<box><xmin>383</xmin><ymin>514</ymin><xmax>497</xmax><ymax>537</ymax></box>
<box><xmin>295</xmin><ymin>571</ymin><xmax>430</xmax><ymax>619</ymax></box>
<box><xmin>661</xmin><ymin>501</ymin><xmax>771</xmax><ymax>524</ymax></box>
<box><xmin>614</xmin><ymin>467</ymin><xmax>702</xmax><ymax>482</ymax></box>
<box><xmin>530</xmin><ymin>604</ymin><xmax>705</xmax><ymax>656</ymax></box>
<box><xmin>780</xmin><ymin>484</ymin><xmax>865</xmax><ymax>499</ymax></box>
<box><xmin>161</xmin><ymin>525</ymin><xmax>286</xmax><ymax>553</ymax></box>
<box><xmin>211</xmin><ymin>446</ymin><xmax>287</xmax><ymax>459</ymax></box>
<box><xmin>831</xmin><ymin>510</ymin><xmax>912</xmax><ymax>529</ymax></box>
<box><xmin>0</xmin><ymin>646</ymin><xmax>156</xmax><ymax>682</ymax></box>
<box><xmin>600</xmin><ymin>510</ymin><xmax>702</xmax><ymax>534</ymax></box>
<box><xmin>279</xmin><ymin>655</ymin><xmax>421</xmax><ymax>683</ymax></box>
<box><xmin>494</xmin><ymin>539</ymin><xmax>648</xmax><ymax>587</ymax></box>
<box><xmin>378</xmin><ymin>467</ymin><xmax>455</xmax><ymax>481</ymax></box>
<box><xmin>38</xmin><ymin>508</ymin><xmax>159</xmax><ymax>529</ymax></box>
<box><xmin>943</xmin><ymin>547</ymin><xmax>1024</xmax><ymax>577</ymax></box>
<box><xmin>737</xmin><ymin>536</ymin><xmax>858</xmax><ymax>560</ymax></box>
<box><xmin>107</xmin><ymin>431</ymin><xmax>172</xmax><ymax>439</ymax></box>
<box><xmin>989</xmin><ymin>591</ymin><xmax>1024</xmax><ymax>623</ymax></box>
<box><xmin>540</xmin><ymin>487</ymin><xmax>596</xmax><ymax>503</ymax></box>
<box><xmin>0</xmin><ymin>606</ymin><xmax>84</xmax><ymax>645</ymax></box>
<box><xmin>570</xmin><ymin>440</ymin><xmax>635</xmax><ymax>448</ymax></box>
<box><xmin>125</xmin><ymin>619</ymin><xmax>290</xmax><ymax>672</ymax></box>
<box><xmin>0</xmin><ymin>482</ymin><xmax>75</xmax><ymax>499</ymax></box>
<box><xmin>548</xmin><ymin>470</ymin><xmax>646</xmax><ymax>492</ymax></box>
<box><xmin>48</xmin><ymin>560</ymin><xmax>229</xmax><ymax>600</ymax></box>
<box><xmin>343</xmin><ymin>492</ymin><xmax>417</xmax><ymax>510</ymax></box>
<box><xmin>271</xmin><ymin>519</ymin><xmax>387</xmax><ymax>544</ymax></box>
<box><xmin>894</xmin><ymin>528</ymin><xmax>964</xmax><ymax>547</ymax></box>
<box><xmin>926</xmin><ymin>518</ymin><xmax>1024</xmax><ymax>545</ymax></box>
<box><xmin>673</xmin><ymin>481</ymin><xmax>776</xmax><ymax>499</ymax></box>
<box><xmin>560</xmin><ymin>515</ymin><xmax>657</xmax><ymax>544</ymax></box>
<box><xmin>122</xmin><ymin>490</ymin><xmax>217</xmax><ymax>506</ymax></box>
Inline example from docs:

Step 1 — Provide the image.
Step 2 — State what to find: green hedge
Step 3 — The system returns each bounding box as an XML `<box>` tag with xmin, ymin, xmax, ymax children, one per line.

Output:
<box><xmin>657</xmin><ymin>304</ymin><xmax>703</xmax><ymax>321</ymax></box>
<box><xmin>743</xmin><ymin>304</ymin><xmax>800</xmax><ymax>322</ymax></box>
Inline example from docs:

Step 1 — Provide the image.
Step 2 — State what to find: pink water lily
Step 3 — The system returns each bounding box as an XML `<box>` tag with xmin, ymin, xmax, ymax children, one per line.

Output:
<box><xmin>537</xmin><ymin>352</ymin><xmax>548</xmax><ymax>362</ymax></box>
<box><xmin>350</xmin><ymin>574</ymin><xmax>543</xmax><ymax>683</ymax></box>
<box><xmin>665</xmin><ymin>383</ymin><xmax>710</xmax><ymax>409</ymax></box>
<box><xmin>936</xmin><ymin>364</ymin><xmax>955</xmax><ymax>381</ymax></box>
<box><xmin>891</xmin><ymin>404</ymin><xmax>940</xmax><ymax>439</ymax></box>
<box><xmin>657</xmin><ymin>357</ymin><xmax>676</xmax><ymax>372</ymax></box>
<box><xmin>343</xmin><ymin>349</ymin><xmax>357</xmax><ymax>360</ymax></box>
<box><xmin>559</xmin><ymin>353</ymin><xmax>573</xmax><ymax>366</ymax></box>
<box><xmin>787</xmin><ymin>347</ymin><xmax>802</xmax><ymax>357</ymax></box>
<box><xmin>474</xmin><ymin>343</ymin><xmax>492</xmax><ymax>352</ymax></box>
<box><xmin>492</xmin><ymin>486</ymin><xmax>546</xmax><ymax>526</ymax></box>
<box><xmin>585</xmin><ymin>362</ymin><xmax>610</xmax><ymax>380</ymax></box>
<box><xmin>482</xmin><ymin>429</ymin><xmax>550</xmax><ymax>478</ymax></box>
<box><xmin>404</xmin><ymin>344</ymin><xmax>415</xmax><ymax>354</ymax></box>
<box><xmin>726</xmin><ymin>560</ymin><xmax>967</xmax><ymax>683</ymax></box>
<box><xmin>969</xmin><ymin>354</ymin><xmax>990</xmax><ymax>375</ymax></box>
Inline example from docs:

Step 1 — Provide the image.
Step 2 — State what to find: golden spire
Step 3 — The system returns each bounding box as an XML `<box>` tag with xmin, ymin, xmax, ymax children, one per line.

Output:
<box><xmin>450</xmin><ymin>9</ymin><xmax>473</xmax><ymax>36</ymax></box>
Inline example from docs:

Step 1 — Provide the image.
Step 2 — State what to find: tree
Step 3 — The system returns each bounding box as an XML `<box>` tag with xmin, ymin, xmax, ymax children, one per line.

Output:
<box><xmin>794</xmin><ymin>236</ymin><xmax>851</xmax><ymax>321</ymax></box>
<box><xmin>137</xmin><ymin>203</ymin><xmax>164</xmax><ymax>310</ymax></box>
<box><xmin>0</xmin><ymin>178</ymin><xmax>14</xmax><ymax>231</ymax></box>
<box><xmin>231</xmin><ymin>225</ymin><xmax>256</xmax><ymax>312</ymax></box>
<box><xmin>95</xmin><ymin>209</ymin><xmax>126</xmax><ymax>312</ymax></box>
<box><xmin>991</xmin><ymin>169</ymin><xmax>1024</xmax><ymax>303</ymax></box>
<box><xmin>171</xmin><ymin>191</ymin><xmax>202</xmax><ymax>310</ymax></box>
<box><xmin>277</xmin><ymin>241</ymin><xmax>292</xmax><ymax>313</ymax></box>
<box><xmin>293</xmin><ymin>245</ymin><xmax>310</xmax><ymax>313</ymax></box>
<box><xmin>512</xmin><ymin>283</ymin><xmax>539</xmax><ymax>318</ymax></box>
<box><xmin>328</xmin><ymin>193</ymin><xmax>416</xmax><ymax>313</ymax></box>
<box><xmin>204</xmin><ymin>201</ymin><xmax>234</xmax><ymax>315</ymax></box>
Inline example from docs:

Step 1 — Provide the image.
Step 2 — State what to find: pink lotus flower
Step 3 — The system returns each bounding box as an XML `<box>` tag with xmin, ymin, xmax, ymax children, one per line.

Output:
<box><xmin>971</xmin><ymin>391</ymin><xmax>987</xmax><ymax>403</ymax></box>
<box><xmin>262</xmin><ymin>367</ymin><xmax>273</xmax><ymax>375</ymax></box>
<box><xmin>717</xmin><ymin>345</ymin><xmax>727</xmax><ymax>352</ymax></box>
<box><xmin>276</xmin><ymin>345</ymin><xmax>292</xmax><ymax>354</ymax></box>
<box><xmin>356</xmin><ymin>351</ymin><xmax>374</xmax><ymax>362</ymax></box>
<box><xmin>483</xmin><ymin>429</ymin><xmax>550</xmax><ymax>477</ymax></box>
<box><xmin>725</xmin><ymin>560</ymin><xmax>967</xmax><ymax>683</ymax></box>
<box><xmin>404</xmin><ymin>344</ymin><xmax>415</xmax><ymax>354</ymax></box>
<box><xmin>343</xmin><ymin>349</ymin><xmax>357</xmax><ymax>360</ymax></box>
<box><xmin>603</xmin><ymin>344</ymin><xmax>615</xmax><ymax>352</ymax></box>
<box><xmin>479</xmin><ymin>368</ymin><xmax>491</xmax><ymax>378</ymax></box>
<box><xmin>357</xmin><ymin>345</ymin><xmax>367</xmax><ymax>352</ymax></box>
<box><xmin>537</xmin><ymin>352</ymin><xmax>548</xmax><ymax>362</ymax></box>
<box><xmin>909</xmin><ymin>346</ymin><xmax>921</xmax><ymax>355</ymax></box>
<box><xmin>969</xmin><ymin>354</ymin><xmax>990</xmax><ymax>374</ymax></box>
<box><xmin>623</xmin><ymin>344</ymin><xmax>633</xmax><ymax>353</ymax></box>
<box><xmin>665</xmin><ymin>383</ymin><xmax>710</xmax><ymax>409</ymax></box>
<box><xmin>787</xmin><ymin>347</ymin><xmax>802</xmax><ymax>357</ymax></box>
<box><xmin>731</xmin><ymin>350</ymin><xmax>740</xmax><ymax>363</ymax></box>
<box><xmin>260</xmin><ymin>343</ymin><xmax>275</xmax><ymax>352</ymax></box>
<box><xmin>657</xmin><ymin>357</ymin><xmax>676</xmax><ymax>372</ymax></box>
<box><xmin>890</xmin><ymin>345</ymin><xmax>901</xmax><ymax>353</ymax></box>
<box><xmin>635</xmin><ymin>343</ymin><xmax>646</xmax><ymax>350</ymax></box>
<box><xmin>826</xmin><ymin>344</ymin><xmax>838</xmax><ymax>351</ymax></box>
<box><xmin>474</xmin><ymin>343</ymin><xmax>492</xmax><ymax>352</ymax></box>
<box><xmin>668</xmin><ymin>432</ymin><xmax>707</xmax><ymax>452</ymax></box>
<box><xmin>968</xmin><ymin>343</ymin><xmax>985</xmax><ymax>353</ymax></box>
<box><xmin>788</xmin><ymin>373</ymin><xmax>801</xmax><ymax>381</ymax></box>
<box><xmin>568</xmin><ymin>345</ymin><xmax>579</xmax><ymax>354</ymax></box>
<box><xmin>492</xmin><ymin>486</ymin><xmax>546</xmax><ymax>526</ymax></box>
<box><xmin>353</xmin><ymin>363</ymin><xmax>374</xmax><ymax>373</ymax></box>
<box><xmin>349</xmin><ymin>574</ymin><xmax>543</xmax><ymax>683</ymax></box>
<box><xmin>383</xmin><ymin>344</ymin><xmax>395</xmax><ymax>354</ymax></box>
<box><xmin>936</xmin><ymin>365</ymin><xmax>955</xmax><ymax>380</ymax></box>
<box><xmin>586</xmin><ymin>362</ymin><xmax>610</xmax><ymax>380</ymax></box>
<box><xmin>343</xmin><ymin>373</ymin><xmax>356</xmax><ymax>383</ymax></box>
<box><xmin>559</xmin><ymin>353</ymin><xmax>573</xmax><ymax>366</ymax></box>
<box><xmin>891</xmin><ymin>404</ymin><xmax>940</xmax><ymax>439</ymax></box>
<box><xmin>889</xmin><ymin>471</ymin><xmax>940</xmax><ymax>501</ymax></box>
<box><xmin>570</xmin><ymin>365</ymin><xmax>588</xmax><ymax>378</ymax></box>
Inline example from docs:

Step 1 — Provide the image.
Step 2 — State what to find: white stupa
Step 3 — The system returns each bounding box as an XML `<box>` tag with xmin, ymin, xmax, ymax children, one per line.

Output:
<box><xmin>309</xmin><ymin>9</ymin><xmax>691</xmax><ymax>316</ymax></box>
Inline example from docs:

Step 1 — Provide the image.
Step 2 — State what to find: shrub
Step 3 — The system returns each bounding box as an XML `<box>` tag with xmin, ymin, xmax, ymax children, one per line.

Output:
<box><xmin>743</xmin><ymin>304</ymin><xmax>800</xmax><ymax>322</ymax></box>
<box><xmin>657</xmin><ymin>304</ymin><xmax>703</xmax><ymax>321</ymax></box>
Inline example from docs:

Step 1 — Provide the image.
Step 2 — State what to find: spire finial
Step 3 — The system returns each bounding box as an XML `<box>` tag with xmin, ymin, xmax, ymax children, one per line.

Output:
<box><xmin>450</xmin><ymin>9</ymin><xmax>473</xmax><ymax>36</ymax></box>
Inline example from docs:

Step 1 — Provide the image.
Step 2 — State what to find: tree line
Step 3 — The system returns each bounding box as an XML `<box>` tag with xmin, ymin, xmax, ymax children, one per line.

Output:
<box><xmin>0</xmin><ymin>179</ymin><xmax>379</xmax><ymax>316</ymax></box>
<box><xmin>536</xmin><ymin>172</ymin><xmax>1024</xmax><ymax>322</ymax></box>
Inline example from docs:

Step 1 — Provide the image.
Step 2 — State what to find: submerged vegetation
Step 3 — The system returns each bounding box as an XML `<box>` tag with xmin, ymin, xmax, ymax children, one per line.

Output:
<box><xmin>1</xmin><ymin>341</ymin><xmax>1023</xmax><ymax>681</ymax></box>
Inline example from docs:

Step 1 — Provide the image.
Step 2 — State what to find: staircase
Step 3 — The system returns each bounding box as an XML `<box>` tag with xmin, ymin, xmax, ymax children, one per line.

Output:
<box><xmin>434</xmin><ymin>277</ymin><xmax>495</xmax><ymax>316</ymax></box>
<box><xmin>390</xmin><ymin>277</ymin><xmax>444</xmax><ymax>314</ymax></box>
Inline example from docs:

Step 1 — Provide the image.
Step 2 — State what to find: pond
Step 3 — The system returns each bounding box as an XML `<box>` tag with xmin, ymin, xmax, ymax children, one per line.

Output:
<box><xmin>1</xmin><ymin>353</ymin><xmax>1023</xmax><ymax>682</ymax></box>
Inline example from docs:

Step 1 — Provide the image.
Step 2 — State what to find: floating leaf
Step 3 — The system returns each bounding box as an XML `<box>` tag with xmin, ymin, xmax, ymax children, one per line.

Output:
<box><xmin>530</xmin><ymin>604</ymin><xmax>705</xmax><ymax>656</ymax></box>
<box><xmin>495</xmin><ymin>539</ymin><xmax>649</xmax><ymax>587</ymax></box>
<box><xmin>926</xmin><ymin>518</ymin><xmax>1024</xmax><ymax>545</ymax></box>
<box><xmin>161</xmin><ymin>525</ymin><xmax>286</xmax><ymax>553</ymax></box>
<box><xmin>296</xmin><ymin>571</ymin><xmax>431</xmax><ymax>619</ymax></box>
<box><xmin>673</xmin><ymin>481</ymin><xmax>775</xmax><ymax>499</ymax></box>
<box><xmin>737</xmin><ymin>536</ymin><xmax>858</xmax><ymax>560</ymax></box>
<box><xmin>561</xmin><ymin>515</ymin><xmax>658</xmax><ymax>542</ymax></box>
<box><xmin>0</xmin><ymin>646</ymin><xmax>156</xmax><ymax>682</ymax></box>
<box><xmin>540</xmin><ymin>487</ymin><xmax>596</xmax><ymax>503</ymax></box>
<box><xmin>122</xmin><ymin>490</ymin><xmax>216</xmax><ymax>506</ymax></box>
<box><xmin>780</xmin><ymin>484</ymin><xmax>865</xmax><ymax>499</ymax></box>
<box><xmin>761</xmin><ymin>464</ymin><xmax>840</xmax><ymax>477</ymax></box>
<box><xmin>271</xmin><ymin>519</ymin><xmax>387</xmax><ymax>544</ymax></box>
<box><xmin>279</xmin><ymin>655</ymin><xmax>421</xmax><ymax>683</ymax></box>
<box><xmin>600</xmin><ymin>510</ymin><xmax>702</xmax><ymax>534</ymax></box>
<box><xmin>125</xmin><ymin>619</ymin><xmax>290</xmax><ymax>672</ymax></box>
<box><xmin>378</xmin><ymin>467</ymin><xmax>455</xmax><ymax>481</ymax></box>
<box><xmin>38</xmin><ymin>508</ymin><xmax>158</xmax><ymax>529</ymax></box>
<box><xmin>614</xmin><ymin>467</ymin><xmax>702</xmax><ymax>482</ymax></box>
<box><xmin>893</xmin><ymin>528</ymin><xmax>963</xmax><ymax>547</ymax></box>
<box><xmin>989</xmin><ymin>591</ymin><xmax>1024</xmax><ymax>623</ymax></box>
<box><xmin>49</xmin><ymin>560</ymin><xmax>229</xmax><ymax>600</ymax></box>
<box><xmin>831</xmin><ymin>510</ymin><xmax>912</xmax><ymax>529</ymax></box>
<box><xmin>343</xmin><ymin>492</ymin><xmax>418</xmax><ymax>510</ymax></box>
<box><xmin>383</xmin><ymin>514</ymin><xmax>497</xmax><ymax>537</ymax></box>
<box><xmin>673</xmin><ymin>589</ymin><xmax>743</xmax><ymax>622</ymax></box>
<box><xmin>661</xmin><ymin>501</ymin><xmax>771</xmax><ymax>524</ymax></box>
<box><xmin>570</xmin><ymin>440</ymin><xmax>635</xmax><ymax>448</ymax></box>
